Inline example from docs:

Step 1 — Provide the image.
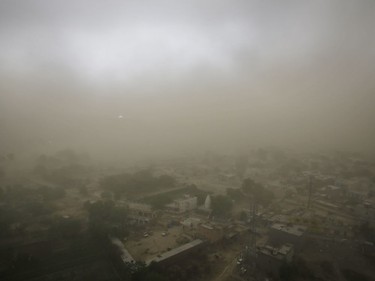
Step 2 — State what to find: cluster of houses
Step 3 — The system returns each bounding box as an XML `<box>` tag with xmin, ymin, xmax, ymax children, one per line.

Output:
<box><xmin>109</xmin><ymin>153</ymin><xmax>375</xmax><ymax>279</ymax></box>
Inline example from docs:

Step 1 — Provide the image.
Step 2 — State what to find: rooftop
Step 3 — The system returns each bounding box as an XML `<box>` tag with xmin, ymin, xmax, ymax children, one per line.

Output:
<box><xmin>110</xmin><ymin>237</ymin><xmax>135</xmax><ymax>263</ymax></box>
<box><xmin>146</xmin><ymin>239</ymin><xmax>204</xmax><ymax>265</ymax></box>
<box><xmin>258</xmin><ymin>243</ymin><xmax>294</xmax><ymax>261</ymax></box>
<box><xmin>271</xmin><ymin>223</ymin><xmax>306</xmax><ymax>237</ymax></box>
<box><xmin>127</xmin><ymin>202</ymin><xmax>153</xmax><ymax>212</ymax></box>
<box><xmin>201</xmin><ymin>224</ymin><xmax>214</xmax><ymax>230</ymax></box>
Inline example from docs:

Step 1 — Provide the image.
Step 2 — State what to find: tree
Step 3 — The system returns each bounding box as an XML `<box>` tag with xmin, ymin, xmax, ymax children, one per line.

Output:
<box><xmin>358</xmin><ymin>221</ymin><xmax>375</xmax><ymax>242</ymax></box>
<box><xmin>0</xmin><ymin>167</ymin><xmax>5</xmax><ymax>181</ymax></box>
<box><xmin>211</xmin><ymin>195</ymin><xmax>233</xmax><ymax>217</ymax></box>
<box><xmin>86</xmin><ymin>200</ymin><xmax>128</xmax><ymax>237</ymax></box>
<box><xmin>101</xmin><ymin>190</ymin><xmax>113</xmax><ymax>200</ymax></box>
<box><xmin>131</xmin><ymin>262</ymin><xmax>168</xmax><ymax>281</ymax></box>
<box><xmin>285</xmin><ymin>188</ymin><xmax>295</xmax><ymax>198</ymax></box>
<box><xmin>157</xmin><ymin>175</ymin><xmax>176</xmax><ymax>188</ymax></box>
<box><xmin>235</xmin><ymin>155</ymin><xmax>248</xmax><ymax>179</ymax></box>
<box><xmin>241</xmin><ymin>178</ymin><xmax>274</xmax><ymax>207</ymax></box>
<box><xmin>239</xmin><ymin>211</ymin><xmax>248</xmax><ymax>221</ymax></box>
<box><xmin>226</xmin><ymin>188</ymin><xmax>242</xmax><ymax>201</ymax></box>
<box><xmin>49</xmin><ymin>217</ymin><xmax>82</xmax><ymax>238</ymax></box>
<box><xmin>148</xmin><ymin>194</ymin><xmax>172</xmax><ymax>210</ymax></box>
<box><xmin>79</xmin><ymin>186</ymin><xmax>88</xmax><ymax>196</ymax></box>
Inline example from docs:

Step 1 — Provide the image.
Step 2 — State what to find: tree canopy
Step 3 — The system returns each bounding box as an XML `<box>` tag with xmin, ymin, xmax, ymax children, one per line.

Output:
<box><xmin>211</xmin><ymin>195</ymin><xmax>233</xmax><ymax>217</ymax></box>
<box><xmin>241</xmin><ymin>178</ymin><xmax>274</xmax><ymax>207</ymax></box>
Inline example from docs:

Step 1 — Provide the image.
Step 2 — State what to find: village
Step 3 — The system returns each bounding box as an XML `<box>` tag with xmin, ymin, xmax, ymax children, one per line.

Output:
<box><xmin>1</xmin><ymin>149</ymin><xmax>374</xmax><ymax>281</ymax></box>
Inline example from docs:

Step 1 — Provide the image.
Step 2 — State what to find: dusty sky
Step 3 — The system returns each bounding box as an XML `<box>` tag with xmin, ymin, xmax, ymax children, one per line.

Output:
<box><xmin>1</xmin><ymin>0</ymin><xmax>375</xmax><ymax>161</ymax></box>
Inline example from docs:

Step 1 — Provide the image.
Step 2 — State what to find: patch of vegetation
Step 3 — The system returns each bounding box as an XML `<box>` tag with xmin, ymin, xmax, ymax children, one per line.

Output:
<box><xmin>341</xmin><ymin>269</ymin><xmax>371</xmax><ymax>281</ymax></box>
<box><xmin>33</xmin><ymin>150</ymin><xmax>91</xmax><ymax>186</ymax></box>
<box><xmin>320</xmin><ymin>260</ymin><xmax>334</xmax><ymax>276</ymax></box>
<box><xmin>146</xmin><ymin>194</ymin><xmax>173</xmax><ymax>209</ymax></box>
<box><xmin>279</xmin><ymin>258</ymin><xmax>314</xmax><ymax>281</ymax></box>
<box><xmin>241</xmin><ymin>178</ymin><xmax>274</xmax><ymax>207</ymax></box>
<box><xmin>85</xmin><ymin>200</ymin><xmax>128</xmax><ymax>238</ymax></box>
<box><xmin>100</xmin><ymin>169</ymin><xmax>176</xmax><ymax>199</ymax></box>
<box><xmin>211</xmin><ymin>195</ymin><xmax>233</xmax><ymax>217</ymax></box>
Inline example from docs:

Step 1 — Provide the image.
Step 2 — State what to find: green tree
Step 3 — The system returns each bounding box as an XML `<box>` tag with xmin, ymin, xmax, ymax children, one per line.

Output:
<box><xmin>212</xmin><ymin>195</ymin><xmax>233</xmax><ymax>217</ymax></box>
<box><xmin>235</xmin><ymin>155</ymin><xmax>248</xmax><ymax>179</ymax></box>
<box><xmin>241</xmin><ymin>178</ymin><xmax>274</xmax><ymax>207</ymax></box>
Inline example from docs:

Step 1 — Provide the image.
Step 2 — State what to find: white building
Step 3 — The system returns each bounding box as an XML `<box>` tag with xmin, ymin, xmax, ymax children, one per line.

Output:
<box><xmin>127</xmin><ymin>202</ymin><xmax>157</xmax><ymax>224</ymax></box>
<box><xmin>166</xmin><ymin>195</ymin><xmax>198</xmax><ymax>213</ymax></box>
<box><xmin>204</xmin><ymin>195</ymin><xmax>211</xmax><ymax>210</ymax></box>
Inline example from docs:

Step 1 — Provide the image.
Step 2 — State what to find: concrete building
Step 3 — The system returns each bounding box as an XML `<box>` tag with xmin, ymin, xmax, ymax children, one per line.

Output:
<box><xmin>180</xmin><ymin>217</ymin><xmax>201</xmax><ymax>228</ymax></box>
<box><xmin>321</xmin><ymin>185</ymin><xmax>343</xmax><ymax>201</ymax></box>
<box><xmin>110</xmin><ymin>237</ymin><xmax>135</xmax><ymax>264</ymax></box>
<box><xmin>197</xmin><ymin>223</ymin><xmax>224</xmax><ymax>242</ymax></box>
<box><xmin>146</xmin><ymin>239</ymin><xmax>205</xmax><ymax>266</ymax></box>
<box><xmin>127</xmin><ymin>202</ymin><xmax>157</xmax><ymax>224</ymax></box>
<box><xmin>166</xmin><ymin>195</ymin><xmax>198</xmax><ymax>213</ymax></box>
<box><xmin>204</xmin><ymin>195</ymin><xmax>211</xmax><ymax>210</ymax></box>
<box><xmin>257</xmin><ymin>243</ymin><xmax>294</xmax><ymax>277</ymax></box>
<box><xmin>269</xmin><ymin>223</ymin><xmax>306</xmax><ymax>249</ymax></box>
<box><xmin>347</xmin><ymin>189</ymin><xmax>368</xmax><ymax>201</ymax></box>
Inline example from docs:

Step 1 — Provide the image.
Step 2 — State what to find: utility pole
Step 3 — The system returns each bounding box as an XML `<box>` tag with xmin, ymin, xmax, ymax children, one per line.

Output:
<box><xmin>246</xmin><ymin>195</ymin><xmax>258</xmax><ymax>273</ymax></box>
<box><xmin>240</xmin><ymin>188</ymin><xmax>258</xmax><ymax>278</ymax></box>
<box><xmin>307</xmin><ymin>175</ymin><xmax>314</xmax><ymax>209</ymax></box>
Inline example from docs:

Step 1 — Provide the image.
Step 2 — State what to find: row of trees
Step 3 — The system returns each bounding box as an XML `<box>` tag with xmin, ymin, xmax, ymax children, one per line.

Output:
<box><xmin>210</xmin><ymin>178</ymin><xmax>275</xmax><ymax>218</ymax></box>
<box><xmin>100</xmin><ymin>169</ymin><xmax>176</xmax><ymax>199</ymax></box>
<box><xmin>0</xmin><ymin>184</ymin><xmax>68</xmax><ymax>237</ymax></box>
<box><xmin>241</xmin><ymin>178</ymin><xmax>275</xmax><ymax>206</ymax></box>
<box><xmin>84</xmin><ymin>200</ymin><xmax>129</xmax><ymax>238</ymax></box>
<box><xmin>0</xmin><ymin>184</ymin><xmax>66</xmax><ymax>202</ymax></box>
<box><xmin>33</xmin><ymin>150</ymin><xmax>91</xmax><ymax>186</ymax></box>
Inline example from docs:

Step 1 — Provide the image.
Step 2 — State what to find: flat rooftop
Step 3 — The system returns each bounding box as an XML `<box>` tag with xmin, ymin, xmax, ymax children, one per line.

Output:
<box><xmin>146</xmin><ymin>239</ymin><xmax>204</xmax><ymax>265</ymax></box>
<box><xmin>258</xmin><ymin>243</ymin><xmax>294</xmax><ymax>261</ymax></box>
<box><xmin>110</xmin><ymin>237</ymin><xmax>135</xmax><ymax>263</ymax></box>
<box><xmin>271</xmin><ymin>223</ymin><xmax>306</xmax><ymax>237</ymax></box>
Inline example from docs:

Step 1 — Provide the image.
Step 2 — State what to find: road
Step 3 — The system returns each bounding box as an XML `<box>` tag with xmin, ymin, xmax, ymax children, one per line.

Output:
<box><xmin>215</xmin><ymin>256</ymin><xmax>238</xmax><ymax>281</ymax></box>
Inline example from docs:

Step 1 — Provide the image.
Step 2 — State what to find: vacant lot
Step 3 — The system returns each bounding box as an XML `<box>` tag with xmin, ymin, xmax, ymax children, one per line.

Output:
<box><xmin>124</xmin><ymin>225</ymin><xmax>186</xmax><ymax>261</ymax></box>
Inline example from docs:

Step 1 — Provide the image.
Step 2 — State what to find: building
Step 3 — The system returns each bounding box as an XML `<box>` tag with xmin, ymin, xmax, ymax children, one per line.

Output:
<box><xmin>257</xmin><ymin>243</ymin><xmax>294</xmax><ymax>277</ymax></box>
<box><xmin>127</xmin><ymin>202</ymin><xmax>157</xmax><ymax>224</ymax></box>
<box><xmin>347</xmin><ymin>189</ymin><xmax>368</xmax><ymax>201</ymax></box>
<box><xmin>204</xmin><ymin>195</ymin><xmax>211</xmax><ymax>210</ymax></box>
<box><xmin>109</xmin><ymin>237</ymin><xmax>135</xmax><ymax>264</ymax></box>
<box><xmin>180</xmin><ymin>217</ymin><xmax>201</xmax><ymax>228</ymax></box>
<box><xmin>269</xmin><ymin>223</ymin><xmax>306</xmax><ymax>249</ymax></box>
<box><xmin>321</xmin><ymin>185</ymin><xmax>343</xmax><ymax>201</ymax></box>
<box><xmin>166</xmin><ymin>195</ymin><xmax>198</xmax><ymax>213</ymax></box>
<box><xmin>146</xmin><ymin>239</ymin><xmax>205</xmax><ymax>266</ymax></box>
<box><xmin>267</xmin><ymin>214</ymin><xmax>290</xmax><ymax>225</ymax></box>
<box><xmin>197</xmin><ymin>223</ymin><xmax>224</xmax><ymax>242</ymax></box>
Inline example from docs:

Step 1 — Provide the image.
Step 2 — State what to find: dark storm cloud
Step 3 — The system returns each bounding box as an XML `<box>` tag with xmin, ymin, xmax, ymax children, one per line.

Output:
<box><xmin>0</xmin><ymin>0</ymin><xmax>375</xmax><ymax>161</ymax></box>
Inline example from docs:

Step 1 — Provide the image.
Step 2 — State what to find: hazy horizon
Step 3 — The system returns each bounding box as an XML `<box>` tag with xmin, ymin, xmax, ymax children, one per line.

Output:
<box><xmin>1</xmin><ymin>0</ymin><xmax>375</xmax><ymax>162</ymax></box>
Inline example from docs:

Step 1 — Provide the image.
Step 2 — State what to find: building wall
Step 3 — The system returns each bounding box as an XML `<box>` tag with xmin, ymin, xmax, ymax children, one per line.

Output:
<box><xmin>167</xmin><ymin>197</ymin><xmax>198</xmax><ymax>213</ymax></box>
<box><xmin>176</xmin><ymin>197</ymin><xmax>198</xmax><ymax>213</ymax></box>
<box><xmin>148</xmin><ymin>240</ymin><xmax>206</xmax><ymax>267</ymax></box>
<box><xmin>257</xmin><ymin>253</ymin><xmax>283</xmax><ymax>278</ymax></box>
<box><xmin>257</xmin><ymin>245</ymin><xmax>294</xmax><ymax>278</ymax></box>
<box><xmin>197</xmin><ymin>224</ymin><xmax>223</xmax><ymax>242</ymax></box>
<box><xmin>269</xmin><ymin>228</ymin><xmax>303</xmax><ymax>249</ymax></box>
<box><xmin>127</xmin><ymin>203</ymin><xmax>157</xmax><ymax>224</ymax></box>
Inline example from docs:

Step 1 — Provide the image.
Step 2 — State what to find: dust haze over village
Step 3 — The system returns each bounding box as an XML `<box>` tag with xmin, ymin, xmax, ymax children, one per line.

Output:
<box><xmin>1</xmin><ymin>1</ymin><xmax>375</xmax><ymax>281</ymax></box>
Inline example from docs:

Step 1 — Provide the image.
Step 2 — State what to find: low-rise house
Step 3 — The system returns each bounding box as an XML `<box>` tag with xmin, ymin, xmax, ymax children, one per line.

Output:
<box><xmin>166</xmin><ymin>195</ymin><xmax>198</xmax><ymax>213</ymax></box>
<box><xmin>269</xmin><ymin>223</ymin><xmax>306</xmax><ymax>249</ymax></box>
<box><xmin>320</xmin><ymin>185</ymin><xmax>343</xmax><ymax>201</ymax></box>
<box><xmin>127</xmin><ymin>202</ymin><xmax>157</xmax><ymax>224</ymax></box>
<box><xmin>197</xmin><ymin>223</ymin><xmax>224</xmax><ymax>242</ymax></box>
<box><xmin>257</xmin><ymin>243</ymin><xmax>294</xmax><ymax>277</ymax></box>
<box><xmin>146</xmin><ymin>239</ymin><xmax>205</xmax><ymax>267</ymax></box>
<box><xmin>109</xmin><ymin>237</ymin><xmax>135</xmax><ymax>264</ymax></box>
<box><xmin>180</xmin><ymin>217</ymin><xmax>201</xmax><ymax>228</ymax></box>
